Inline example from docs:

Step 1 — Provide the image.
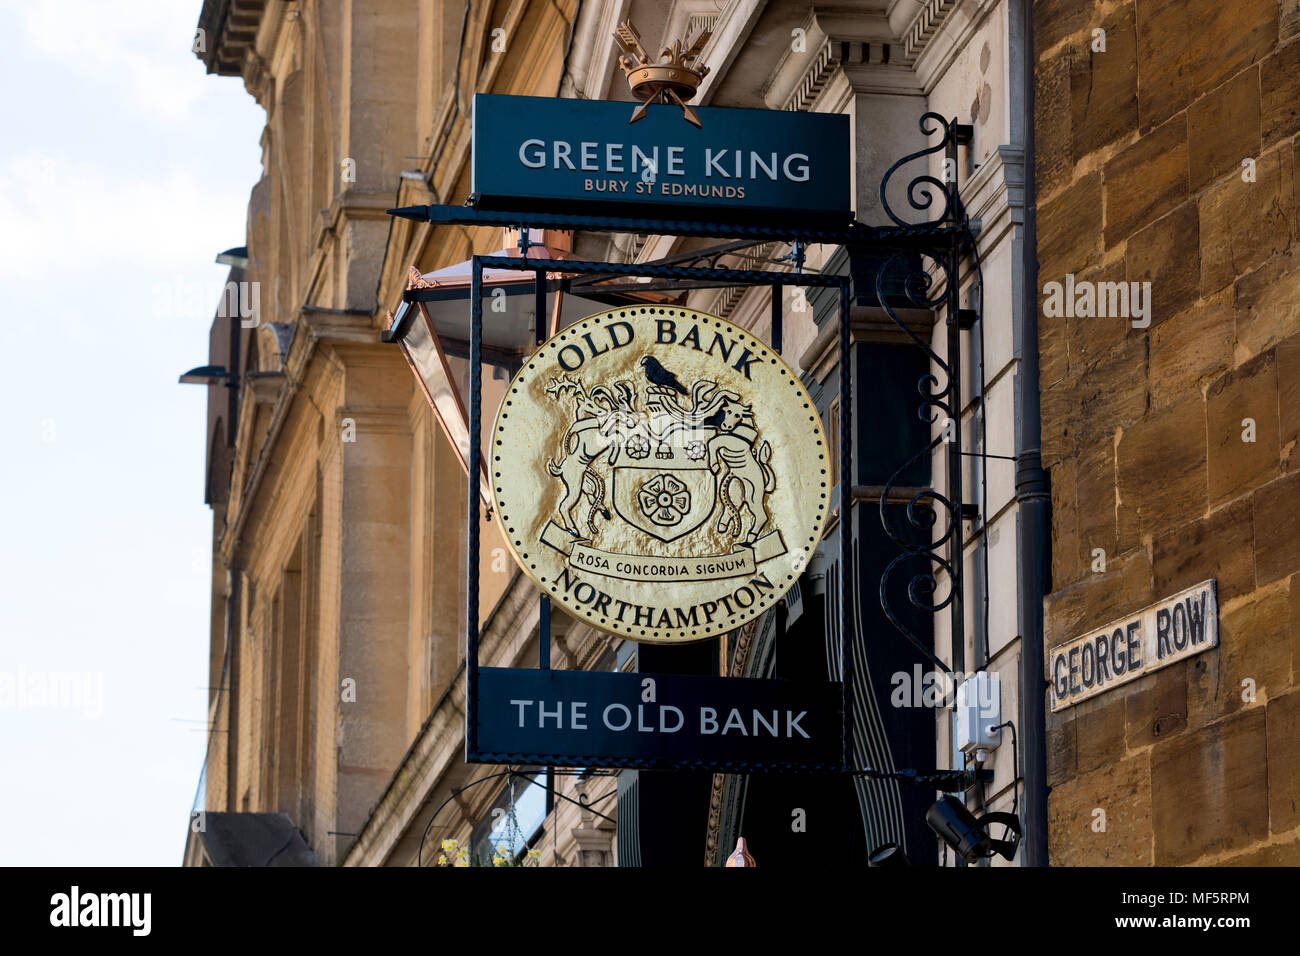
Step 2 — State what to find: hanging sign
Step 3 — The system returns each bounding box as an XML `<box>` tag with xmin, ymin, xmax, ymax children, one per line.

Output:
<box><xmin>471</xmin><ymin>94</ymin><xmax>852</xmax><ymax>220</ymax></box>
<box><xmin>475</xmin><ymin>667</ymin><xmax>842</xmax><ymax>771</ymax></box>
<box><xmin>490</xmin><ymin>305</ymin><xmax>829</xmax><ymax>643</ymax></box>
<box><xmin>1049</xmin><ymin>580</ymin><xmax>1218</xmax><ymax>711</ymax></box>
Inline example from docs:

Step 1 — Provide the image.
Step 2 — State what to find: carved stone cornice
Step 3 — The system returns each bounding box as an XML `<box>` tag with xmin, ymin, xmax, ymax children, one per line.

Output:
<box><xmin>321</xmin><ymin>189</ymin><xmax>401</xmax><ymax>234</ymax></box>
<box><xmin>764</xmin><ymin>1</ymin><xmax>977</xmax><ymax>110</ymax></box>
<box><xmin>194</xmin><ymin>0</ymin><xmax>269</xmax><ymax>77</ymax></box>
<box><xmin>298</xmin><ymin>306</ymin><xmax>380</xmax><ymax>347</ymax></box>
<box><xmin>900</xmin><ymin>0</ymin><xmax>1000</xmax><ymax>90</ymax></box>
<box><xmin>244</xmin><ymin>370</ymin><xmax>285</xmax><ymax>406</ymax></box>
<box><xmin>896</xmin><ymin>0</ymin><xmax>960</xmax><ymax>63</ymax></box>
<box><xmin>765</xmin><ymin>9</ymin><xmax>900</xmax><ymax>111</ymax></box>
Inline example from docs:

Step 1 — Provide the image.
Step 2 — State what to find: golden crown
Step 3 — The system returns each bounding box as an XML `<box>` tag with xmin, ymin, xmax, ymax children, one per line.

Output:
<box><xmin>613</xmin><ymin>19</ymin><xmax>711</xmax><ymax>128</ymax></box>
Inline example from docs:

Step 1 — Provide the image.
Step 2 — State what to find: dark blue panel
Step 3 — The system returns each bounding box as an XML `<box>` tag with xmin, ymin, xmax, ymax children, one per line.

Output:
<box><xmin>472</xmin><ymin>667</ymin><xmax>842</xmax><ymax>772</ymax></box>
<box><xmin>472</xmin><ymin>94</ymin><xmax>851</xmax><ymax>220</ymax></box>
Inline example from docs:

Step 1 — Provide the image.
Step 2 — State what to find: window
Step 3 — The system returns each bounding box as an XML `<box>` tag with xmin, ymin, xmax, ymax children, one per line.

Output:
<box><xmin>470</xmin><ymin>771</ymin><xmax>548</xmax><ymax>864</ymax></box>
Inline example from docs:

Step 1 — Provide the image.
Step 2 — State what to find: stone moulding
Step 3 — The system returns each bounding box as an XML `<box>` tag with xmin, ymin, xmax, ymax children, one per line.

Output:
<box><xmin>902</xmin><ymin>0</ymin><xmax>959</xmax><ymax>63</ymax></box>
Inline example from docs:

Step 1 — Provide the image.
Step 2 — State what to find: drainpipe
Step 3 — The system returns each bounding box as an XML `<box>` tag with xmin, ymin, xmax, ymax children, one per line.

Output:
<box><xmin>1016</xmin><ymin>0</ymin><xmax>1050</xmax><ymax>867</ymax></box>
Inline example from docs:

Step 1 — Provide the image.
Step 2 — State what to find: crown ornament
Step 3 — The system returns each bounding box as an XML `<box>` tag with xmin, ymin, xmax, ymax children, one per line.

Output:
<box><xmin>613</xmin><ymin>19</ymin><xmax>711</xmax><ymax>128</ymax></box>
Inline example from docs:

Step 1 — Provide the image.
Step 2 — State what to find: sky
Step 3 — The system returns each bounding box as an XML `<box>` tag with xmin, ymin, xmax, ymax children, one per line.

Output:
<box><xmin>0</xmin><ymin>1</ymin><xmax>264</xmax><ymax>865</ymax></box>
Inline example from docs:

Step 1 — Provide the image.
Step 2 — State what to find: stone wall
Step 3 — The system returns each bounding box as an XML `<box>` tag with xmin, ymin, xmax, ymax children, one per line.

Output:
<box><xmin>1036</xmin><ymin>0</ymin><xmax>1300</xmax><ymax>864</ymax></box>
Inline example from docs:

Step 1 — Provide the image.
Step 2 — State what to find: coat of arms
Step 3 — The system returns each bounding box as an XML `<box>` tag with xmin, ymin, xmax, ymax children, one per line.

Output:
<box><xmin>545</xmin><ymin>369</ymin><xmax>776</xmax><ymax>547</ymax></box>
<box><xmin>491</xmin><ymin>307</ymin><xmax>828</xmax><ymax>643</ymax></box>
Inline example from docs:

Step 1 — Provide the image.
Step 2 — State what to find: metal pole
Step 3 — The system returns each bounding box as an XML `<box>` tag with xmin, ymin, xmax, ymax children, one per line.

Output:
<box><xmin>770</xmin><ymin>281</ymin><xmax>783</xmax><ymax>355</ymax></box>
<box><xmin>772</xmin><ymin>282</ymin><xmax>786</xmax><ymax>663</ymax></box>
<box><xmin>535</xmin><ymin>267</ymin><xmax>552</xmax><ymax>671</ymax></box>
<box><xmin>945</xmin><ymin>212</ymin><xmax>974</xmax><ymax>866</ymax></box>
<box><xmin>467</xmin><ymin>256</ymin><xmax>482</xmax><ymax>757</ymax></box>
<box><xmin>838</xmin><ymin>279</ymin><xmax>853</xmax><ymax>771</ymax></box>
<box><xmin>946</xmin><ymin>253</ymin><xmax>967</xmax><ymax>686</ymax></box>
<box><xmin>945</xmin><ymin>124</ymin><xmax>967</xmax><ymax>689</ymax></box>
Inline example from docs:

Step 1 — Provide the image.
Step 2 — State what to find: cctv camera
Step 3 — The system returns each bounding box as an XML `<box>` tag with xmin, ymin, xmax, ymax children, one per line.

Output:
<box><xmin>925</xmin><ymin>795</ymin><xmax>1021</xmax><ymax>863</ymax></box>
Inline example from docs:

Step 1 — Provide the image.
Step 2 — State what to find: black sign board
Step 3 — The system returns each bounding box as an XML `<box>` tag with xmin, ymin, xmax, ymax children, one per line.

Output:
<box><xmin>470</xmin><ymin>94</ymin><xmax>852</xmax><ymax>221</ymax></box>
<box><xmin>472</xmin><ymin>667</ymin><xmax>843</xmax><ymax>772</ymax></box>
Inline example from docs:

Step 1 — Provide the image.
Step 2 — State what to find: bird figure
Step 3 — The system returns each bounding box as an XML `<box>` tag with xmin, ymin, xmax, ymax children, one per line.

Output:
<box><xmin>639</xmin><ymin>356</ymin><xmax>689</xmax><ymax>395</ymax></box>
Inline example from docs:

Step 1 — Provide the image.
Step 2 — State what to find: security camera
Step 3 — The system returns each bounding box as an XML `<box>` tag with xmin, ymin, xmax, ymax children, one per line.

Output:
<box><xmin>925</xmin><ymin>795</ymin><xmax>1021</xmax><ymax>863</ymax></box>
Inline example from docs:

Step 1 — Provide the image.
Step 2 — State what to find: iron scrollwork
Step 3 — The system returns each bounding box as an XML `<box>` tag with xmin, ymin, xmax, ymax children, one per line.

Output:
<box><xmin>876</xmin><ymin>113</ymin><xmax>980</xmax><ymax>677</ymax></box>
<box><xmin>879</xmin><ymin>112</ymin><xmax>968</xmax><ymax>228</ymax></box>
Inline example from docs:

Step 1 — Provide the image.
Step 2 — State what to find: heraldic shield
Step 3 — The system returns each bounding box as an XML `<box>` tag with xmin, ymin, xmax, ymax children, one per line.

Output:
<box><xmin>612</xmin><ymin>461</ymin><xmax>716</xmax><ymax>543</ymax></box>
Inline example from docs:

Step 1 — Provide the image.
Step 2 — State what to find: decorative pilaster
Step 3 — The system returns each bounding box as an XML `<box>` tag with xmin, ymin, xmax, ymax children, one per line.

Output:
<box><xmin>570</xmin><ymin>777</ymin><xmax>615</xmax><ymax>866</ymax></box>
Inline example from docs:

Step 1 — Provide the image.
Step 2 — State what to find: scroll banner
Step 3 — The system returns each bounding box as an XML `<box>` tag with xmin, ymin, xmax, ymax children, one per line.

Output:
<box><xmin>541</xmin><ymin>521</ymin><xmax>787</xmax><ymax>582</ymax></box>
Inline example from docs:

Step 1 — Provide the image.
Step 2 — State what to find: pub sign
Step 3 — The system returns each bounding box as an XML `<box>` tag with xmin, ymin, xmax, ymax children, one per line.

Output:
<box><xmin>471</xmin><ymin>94</ymin><xmax>852</xmax><ymax>220</ymax></box>
<box><xmin>490</xmin><ymin>306</ymin><xmax>829</xmax><ymax>644</ymax></box>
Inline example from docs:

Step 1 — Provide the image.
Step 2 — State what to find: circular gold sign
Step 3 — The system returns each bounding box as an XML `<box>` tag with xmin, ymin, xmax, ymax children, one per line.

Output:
<box><xmin>491</xmin><ymin>305</ymin><xmax>828</xmax><ymax>643</ymax></box>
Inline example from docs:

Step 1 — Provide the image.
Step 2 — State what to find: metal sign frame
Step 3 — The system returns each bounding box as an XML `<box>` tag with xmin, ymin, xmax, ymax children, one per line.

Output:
<box><xmin>386</xmin><ymin>111</ymin><xmax>979</xmax><ymax>777</ymax></box>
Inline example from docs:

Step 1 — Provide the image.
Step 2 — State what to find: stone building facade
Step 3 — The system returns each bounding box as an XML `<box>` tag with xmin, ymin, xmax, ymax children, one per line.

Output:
<box><xmin>182</xmin><ymin>0</ymin><xmax>1293</xmax><ymax>869</ymax></box>
<box><xmin>1037</xmin><ymin>0</ymin><xmax>1300</xmax><ymax>864</ymax></box>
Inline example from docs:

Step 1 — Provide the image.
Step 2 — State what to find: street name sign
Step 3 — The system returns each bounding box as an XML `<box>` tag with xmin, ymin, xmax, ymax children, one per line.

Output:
<box><xmin>1049</xmin><ymin>580</ymin><xmax>1218</xmax><ymax>712</ymax></box>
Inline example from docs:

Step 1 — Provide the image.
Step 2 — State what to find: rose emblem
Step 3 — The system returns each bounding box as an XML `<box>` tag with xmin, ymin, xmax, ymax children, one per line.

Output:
<box><xmin>638</xmin><ymin>473</ymin><xmax>691</xmax><ymax>526</ymax></box>
<box><xmin>625</xmin><ymin>433</ymin><xmax>651</xmax><ymax>459</ymax></box>
<box><xmin>685</xmin><ymin>440</ymin><xmax>705</xmax><ymax>461</ymax></box>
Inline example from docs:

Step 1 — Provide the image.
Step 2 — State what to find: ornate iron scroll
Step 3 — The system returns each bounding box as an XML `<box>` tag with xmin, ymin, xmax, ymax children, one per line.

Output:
<box><xmin>877</xmin><ymin>113</ymin><xmax>979</xmax><ymax>678</ymax></box>
<box><xmin>878</xmin><ymin>112</ymin><xmax>969</xmax><ymax>228</ymax></box>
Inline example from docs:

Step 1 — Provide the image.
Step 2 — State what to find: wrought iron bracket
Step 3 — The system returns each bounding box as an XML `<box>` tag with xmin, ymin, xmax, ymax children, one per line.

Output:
<box><xmin>875</xmin><ymin>113</ymin><xmax>985</xmax><ymax>683</ymax></box>
<box><xmin>387</xmin><ymin>113</ymin><xmax>983</xmax><ymax>775</ymax></box>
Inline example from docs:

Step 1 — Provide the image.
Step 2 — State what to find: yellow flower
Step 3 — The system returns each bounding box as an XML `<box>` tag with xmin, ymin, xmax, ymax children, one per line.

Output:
<box><xmin>437</xmin><ymin>855</ymin><xmax>447</xmax><ymax>866</ymax></box>
<box><xmin>441</xmin><ymin>839</ymin><xmax>458</xmax><ymax>852</ymax></box>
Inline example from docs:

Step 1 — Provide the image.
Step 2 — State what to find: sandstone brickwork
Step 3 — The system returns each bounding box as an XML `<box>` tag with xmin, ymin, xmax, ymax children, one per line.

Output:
<box><xmin>1037</xmin><ymin>0</ymin><xmax>1300</xmax><ymax>864</ymax></box>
